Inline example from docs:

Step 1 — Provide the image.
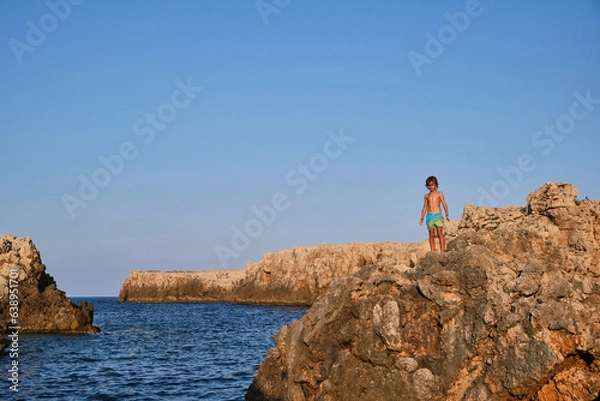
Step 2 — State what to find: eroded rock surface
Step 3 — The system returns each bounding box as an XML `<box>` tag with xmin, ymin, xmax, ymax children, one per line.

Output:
<box><xmin>118</xmin><ymin>269</ymin><xmax>246</xmax><ymax>302</ymax></box>
<box><xmin>236</xmin><ymin>241</ymin><xmax>431</xmax><ymax>305</ymax></box>
<box><xmin>246</xmin><ymin>183</ymin><xmax>600</xmax><ymax>400</ymax></box>
<box><xmin>119</xmin><ymin>241</ymin><xmax>431</xmax><ymax>305</ymax></box>
<box><xmin>0</xmin><ymin>234</ymin><xmax>98</xmax><ymax>335</ymax></box>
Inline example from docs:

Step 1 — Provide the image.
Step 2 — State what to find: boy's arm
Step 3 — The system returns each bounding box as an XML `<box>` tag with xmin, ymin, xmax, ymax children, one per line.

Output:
<box><xmin>440</xmin><ymin>192</ymin><xmax>449</xmax><ymax>220</ymax></box>
<box><xmin>419</xmin><ymin>195</ymin><xmax>427</xmax><ymax>225</ymax></box>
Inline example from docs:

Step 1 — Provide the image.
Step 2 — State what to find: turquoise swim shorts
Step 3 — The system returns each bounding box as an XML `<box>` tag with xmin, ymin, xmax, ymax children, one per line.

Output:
<box><xmin>426</xmin><ymin>213</ymin><xmax>444</xmax><ymax>230</ymax></box>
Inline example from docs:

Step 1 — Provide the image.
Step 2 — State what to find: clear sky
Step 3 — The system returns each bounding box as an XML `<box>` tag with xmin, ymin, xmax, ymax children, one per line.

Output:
<box><xmin>1</xmin><ymin>1</ymin><xmax>599</xmax><ymax>297</ymax></box>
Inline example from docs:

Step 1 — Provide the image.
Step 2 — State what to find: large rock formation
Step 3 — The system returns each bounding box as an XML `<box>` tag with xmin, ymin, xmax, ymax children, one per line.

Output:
<box><xmin>119</xmin><ymin>269</ymin><xmax>246</xmax><ymax>303</ymax></box>
<box><xmin>246</xmin><ymin>183</ymin><xmax>600</xmax><ymax>400</ymax></box>
<box><xmin>459</xmin><ymin>182</ymin><xmax>599</xmax><ymax>256</ymax></box>
<box><xmin>119</xmin><ymin>241</ymin><xmax>433</xmax><ymax>305</ymax></box>
<box><xmin>235</xmin><ymin>241</ymin><xmax>432</xmax><ymax>305</ymax></box>
<box><xmin>0</xmin><ymin>234</ymin><xmax>99</xmax><ymax>335</ymax></box>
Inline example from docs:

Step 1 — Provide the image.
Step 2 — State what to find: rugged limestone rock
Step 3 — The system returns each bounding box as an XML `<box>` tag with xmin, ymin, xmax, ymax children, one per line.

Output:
<box><xmin>118</xmin><ymin>269</ymin><xmax>246</xmax><ymax>302</ymax></box>
<box><xmin>460</xmin><ymin>183</ymin><xmax>599</xmax><ymax>256</ymax></box>
<box><xmin>0</xmin><ymin>234</ymin><xmax>99</xmax><ymax>334</ymax></box>
<box><xmin>246</xmin><ymin>183</ymin><xmax>600</xmax><ymax>400</ymax></box>
<box><xmin>119</xmin><ymin>241</ymin><xmax>432</xmax><ymax>305</ymax></box>
<box><xmin>236</xmin><ymin>241</ymin><xmax>432</xmax><ymax>305</ymax></box>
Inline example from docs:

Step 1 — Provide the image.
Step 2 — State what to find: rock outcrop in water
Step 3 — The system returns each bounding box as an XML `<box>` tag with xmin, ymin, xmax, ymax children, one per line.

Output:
<box><xmin>0</xmin><ymin>234</ymin><xmax>99</xmax><ymax>338</ymax></box>
<box><xmin>119</xmin><ymin>241</ymin><xmax>435</xmax><ymax>305</ymax></box>
<box><xmin>118</xmin><ymin>269</ymin><xmax>246</xmax><ymax>303</ymax></box>
<box><xmin>246</xmin><ymin>183</ymin><xmax>600</xmax><ymax>400</ymax></box>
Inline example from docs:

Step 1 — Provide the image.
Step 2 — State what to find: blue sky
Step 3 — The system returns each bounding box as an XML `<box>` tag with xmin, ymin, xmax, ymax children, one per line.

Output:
<box><xmin>1</xmin><ymin>0</ymin><xmax>599</xmax><ymax>296</ymax></box>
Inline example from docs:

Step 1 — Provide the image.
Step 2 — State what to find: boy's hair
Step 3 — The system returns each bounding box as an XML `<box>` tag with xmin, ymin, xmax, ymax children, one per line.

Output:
<box><xmin>425</xmin><ymin>176</ymin><xmax>439</xmax><ymax>188</ymax></box>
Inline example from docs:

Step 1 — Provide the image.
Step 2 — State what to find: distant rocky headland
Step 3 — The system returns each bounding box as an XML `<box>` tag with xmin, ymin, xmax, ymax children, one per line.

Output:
<box><xmin>245</xmin><ymin>182</ymin><xmax>600</xmax><ymax>400</ymax></box>
<box><xmin>118</xmin><ymin>241</ymin><xmax>434</xmax><ymax>305</ymax></box>
<box><xmin>0</xmin><ymin>234</ymin><xmax>99</xmax><ymax>351</ymax></box>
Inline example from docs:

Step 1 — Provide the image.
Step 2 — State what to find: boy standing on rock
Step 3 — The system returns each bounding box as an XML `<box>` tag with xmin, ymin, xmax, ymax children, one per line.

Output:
<box><xmin>419</xmin><ymin>176</ymin><xmax>450</xmax><ymax>252</ymax></box>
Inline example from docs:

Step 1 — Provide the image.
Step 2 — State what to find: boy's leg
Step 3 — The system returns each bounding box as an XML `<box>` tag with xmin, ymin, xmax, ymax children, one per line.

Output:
<box><xmin>436</xmin><ymin>227</ymin><xmax>445</xmax><ymax>252</ymax></box>
<box><xmin>428</xmin><ymin>229</ymin><xmax>436</xmax><ymax>251</ymax></box>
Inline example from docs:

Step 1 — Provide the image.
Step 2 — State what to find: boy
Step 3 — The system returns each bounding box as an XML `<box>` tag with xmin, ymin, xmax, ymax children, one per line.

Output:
<box><xmin>419</xmin><ymin>176</ymin><xmax>449</xmax><ymax>252</ymax></box>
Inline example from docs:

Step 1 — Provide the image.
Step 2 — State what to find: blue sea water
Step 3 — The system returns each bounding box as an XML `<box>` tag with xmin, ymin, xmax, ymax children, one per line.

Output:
<box><xmin>1</xmin><ymin>297</ymin><xmax>307</xmax><ymax>400</ymax></box>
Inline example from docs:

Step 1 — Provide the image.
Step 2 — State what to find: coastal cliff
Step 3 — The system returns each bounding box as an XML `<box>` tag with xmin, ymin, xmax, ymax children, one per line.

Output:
<box><xmin>237</xmin><ymin>241</ymin><xmax>437</xmax><ymax>305</ymax></box>
<box><xmin>119</xmin><ymin>241</ymin><xmax>436</xmax><ymax>305</ymax></box>
<box><xmin>118</xmin><ymin>269</ymin><xmax>246</xmax><ymax>303</ymax></box>
<box><xmin>0</xmin><ymin>234</ymin><xmax>99</xmax><ymax>337</ymax></box>
<box><xmin>245</xmin><ymin>182</ymin><xmax>600</xmax><ymax>400</ymax></box>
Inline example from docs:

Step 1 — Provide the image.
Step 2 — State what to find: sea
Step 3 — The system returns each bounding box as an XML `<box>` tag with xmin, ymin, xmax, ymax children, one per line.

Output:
<box><xmin>1</xmin><ymin>297</ymin><xmax>307</xmax><ymax>401</ymax></box>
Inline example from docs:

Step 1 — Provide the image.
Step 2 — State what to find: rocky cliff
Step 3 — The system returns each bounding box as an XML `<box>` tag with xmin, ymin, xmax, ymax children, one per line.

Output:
<box><xmin>0</xmin><ymin>234</ymin><xmax>99</xmax><ymax>336</ymax></box>
<box><xmin>118</xmin><ymin>268</ymin><xmax>246</xmax><ymax>303</ymax></box>
<box><xmin>245</xmin><ymin>182</ymin><xmax>600</xmax><ymax>400</ymax></box>
<box><xmin>119</xmin><ymin>241</ymin><xmax>434</xmax><ymax>305</ymax></box>
<box><xmin>235</xmin><ymin>241</ymin><xmax>434</xmax><ymax>305</ymax></box>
